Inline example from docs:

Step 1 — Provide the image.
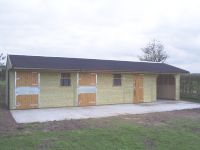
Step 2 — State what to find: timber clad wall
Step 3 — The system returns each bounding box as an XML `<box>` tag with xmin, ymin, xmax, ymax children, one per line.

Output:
<box><xmin>96</xmin><ymin>73</ymin><xmax>133</xmax><ymax>105</ymax></box>
<box><xmin>123</xmin><ymin>74</ymin><xmax>134</xmax><ymax>103</ymax></box>
<box><xmin>143</xmin><ymin>75</ymin><xmax>157</xmax><ymax>102</ymax></box>
<box><xmin>7</xmin><ymin>70</ymin><xmax>180</xmax><ymax>109</ymax></box>
<box><xmin>175</xmin><ymin>74</ymin><xmax>180</xmax><ymax>100</ymax></box>
<box><xmin>5</xmin><ymin>57</ymin><xmax>12</xmax><ymax>106</ymax></box>
<box><xmin>9</xmin><ymin>71</ymin><xmax>15</xmax><ymax>109</ymax></box>
<box><xmin>39</xmin><ymin>72</ymin><xmax>77</xmax><ymax>108</ymax></box>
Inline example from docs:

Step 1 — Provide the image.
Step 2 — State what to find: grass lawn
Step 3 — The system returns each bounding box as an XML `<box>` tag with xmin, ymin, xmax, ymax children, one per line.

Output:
<box><xmin>1</xmin><ymin>113</ymin><xmax>200</xmax><ymax>150</ymax></box>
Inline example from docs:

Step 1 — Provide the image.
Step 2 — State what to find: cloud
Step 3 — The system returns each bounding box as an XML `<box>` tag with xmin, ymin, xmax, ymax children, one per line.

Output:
<box><xmin>0</xmin><ymin>0</ymin><xmax>200</xmax><ymax>72</ymax></box>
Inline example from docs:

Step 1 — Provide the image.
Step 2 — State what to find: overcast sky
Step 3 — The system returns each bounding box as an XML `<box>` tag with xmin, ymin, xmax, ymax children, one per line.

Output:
<box><xmin>0</xmin><ymin>0</ymin><xmax>200</xmax><ymax>72</ymax></box>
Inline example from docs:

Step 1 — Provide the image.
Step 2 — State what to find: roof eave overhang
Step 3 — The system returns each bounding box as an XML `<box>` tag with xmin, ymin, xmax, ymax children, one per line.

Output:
<box><xmin>11</xmin><ymin>67</ymin><xmax>189</xmax><ymax>74</ymax></box>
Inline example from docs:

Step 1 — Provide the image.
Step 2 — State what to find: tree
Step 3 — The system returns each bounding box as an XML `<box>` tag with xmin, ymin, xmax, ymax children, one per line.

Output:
<box><xmin>0</xmin><ymin>53</ymin><xmax>6</xmax><ymax>66</ymax></box>
<box><xmin>138</xmin><ymin>39</ymin><xmax>168</xmax><ymax>63</ymax></box>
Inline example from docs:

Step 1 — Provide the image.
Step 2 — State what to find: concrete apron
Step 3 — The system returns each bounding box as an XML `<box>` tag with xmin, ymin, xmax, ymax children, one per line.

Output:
<box><xmin>11</xmin><ymin>100</ymin><xmax>200</xmax><ymax>123</ymax></box>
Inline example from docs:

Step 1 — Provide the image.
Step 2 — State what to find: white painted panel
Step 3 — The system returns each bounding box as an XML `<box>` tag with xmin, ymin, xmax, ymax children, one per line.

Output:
<box><xmin>78</xmin><ymin>86</ymin><xmax>96</xmax><ymax>94</ymax></box>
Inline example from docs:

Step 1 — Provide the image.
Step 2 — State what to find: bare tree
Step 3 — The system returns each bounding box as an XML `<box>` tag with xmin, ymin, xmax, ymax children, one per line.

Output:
<box><xmin>138</xmin><ymin>39</ymin><xmax>168</xmax><ymax>63</ymax></box>
<box><xmin>0</xmin><ymin>53</ymin><xmax>6</xmax><ymax>66</ymax></box>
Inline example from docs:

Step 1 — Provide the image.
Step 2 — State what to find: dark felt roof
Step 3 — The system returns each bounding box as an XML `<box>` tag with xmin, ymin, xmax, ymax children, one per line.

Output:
<box><xmin>8</xmin><ymin>55</ymin><xmax>189</xmax><ymax>74</ymax></box>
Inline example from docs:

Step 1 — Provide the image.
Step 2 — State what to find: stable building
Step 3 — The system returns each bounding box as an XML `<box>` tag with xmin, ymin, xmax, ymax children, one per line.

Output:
<box><xmin>6</xmin><ymin>55</ymin><xmax>188</xmax><ymax>109</ymax></box>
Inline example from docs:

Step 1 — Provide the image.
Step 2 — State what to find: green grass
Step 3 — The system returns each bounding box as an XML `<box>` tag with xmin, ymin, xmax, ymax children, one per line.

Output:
<box><xmin>1</xmin><ymin>119</ymin><xmax>200</xmax><ymax>150</ymax></box>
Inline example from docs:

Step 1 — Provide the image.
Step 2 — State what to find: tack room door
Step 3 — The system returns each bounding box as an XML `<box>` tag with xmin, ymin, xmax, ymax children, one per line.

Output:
<box><xmin>134</xmin><ymin>74</ymin><xmax>143</xmax><ymax>103</ymax></box>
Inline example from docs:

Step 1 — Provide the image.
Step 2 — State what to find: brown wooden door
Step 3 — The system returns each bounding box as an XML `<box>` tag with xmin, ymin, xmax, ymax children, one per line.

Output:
<box><xmin>79</xmin><ymin>73</ymin><xmax>96</xmax><ymax>86</ymax></box>
<box><xmin>16</xmin><ymin>95</ymin><xmax>38</xmax><ymax>109</ymax></box>
<box><xmin>78</xmin><ymin>93</ymin><xmax>96</xmax><ymax>106</ymax></box>
<box><xmin>16</xmin><ymin>72</ymin><xmax>38</xmax><ymax>87</ymax></box>
<box><xmin>134</xmin><ymin>74</ymin><xmax>143</xmax><ymax>103</ymax></box>
<box><xmin>16</xmin><ymin>71</ymin><xmax>39</xmax><ymax>109</ymax></box>
<box><xmin>78</xmin><ymin>73</ymin><xmax>96</xmax><ymax>106</ymax></box>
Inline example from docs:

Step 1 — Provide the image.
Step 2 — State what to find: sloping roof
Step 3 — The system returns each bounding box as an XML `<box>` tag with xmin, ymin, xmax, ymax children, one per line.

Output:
<box><xmin>8</xmin><ymin>55</ymin><xmax>189</xmax><ymax>74</ymax></box>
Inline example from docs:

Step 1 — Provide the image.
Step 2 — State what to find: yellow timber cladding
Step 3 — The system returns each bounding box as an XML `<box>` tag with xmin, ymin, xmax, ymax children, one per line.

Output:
<box><xmin>96</xmin><ymin>73</ymin><xmax>134</xmax><ymax>105</ymax></box>
<box><xmin>8</xmin><ymin>71</ymin><xmax>15</xmax><ymax>109</ymax></box>
<box><xmin>143</xmin><ymin>74</ymin><xmax>157</xmax><ymax>103</ymax></box>
<box><xmin>34</xmin><ymin>72</ymin><xmax>158</xmax><ymax>107</ymax></box>
<box><xmin>39</xmin><ymin>72</ymin><xmax>77</xmax><ymax>108</ymax></box>
<box><xmin>175</xmin><ymin>74</ymin><xmax>180</xmax><ymax>100</ymax></box>
<box><xmin>8</xmin><ymin>71</ymin><xmax>181</xmax><ymax>109</ymax></box>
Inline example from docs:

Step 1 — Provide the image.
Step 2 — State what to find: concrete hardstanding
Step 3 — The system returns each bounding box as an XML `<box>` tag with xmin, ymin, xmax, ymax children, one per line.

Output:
<box><xmin>11</xmin><ymin>100</ymin><xmax>200</xmax><ymax>123</ymax></box>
